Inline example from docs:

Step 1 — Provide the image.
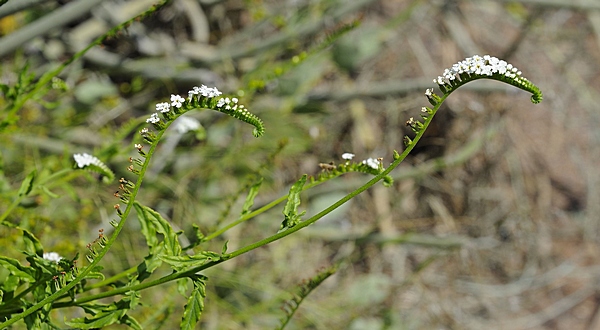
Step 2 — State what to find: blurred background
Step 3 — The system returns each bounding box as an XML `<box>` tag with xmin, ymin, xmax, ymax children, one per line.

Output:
<box><xmin>1</xmin><ymin>0</ymin><xmax>599</xmax><ymax>328</ymax></box>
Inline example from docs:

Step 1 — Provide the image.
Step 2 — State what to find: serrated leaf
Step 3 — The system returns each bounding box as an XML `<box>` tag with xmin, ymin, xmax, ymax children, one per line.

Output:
<box><xmin>221</xmin><ymin>241</ymin><xmax>228</xmax><ymax>255</ymax></box>
<box><xmin>159</xmin><ymin>252</ymin><xmax>220</xmax><ymax>272</ymax></box>
<box><xmin>0</xmin><ymin>256</ymin><xmax>36</xmax><ymax>282</ymax></box>
<box><xmin>22</xmin><ymin>229</ymin><xmax>43</xmax><ymax>256</ymax></box>
<box><xmin>65</xmin><ymin>310</ymin><xmax>124</xmax><ymax>328</ymax></box>
<box><xmin>18</xmin><ymin>169</ymin><xmax>36</xmax><ymax>197</ymax></box>
<box><xmin>134</xmin><ymin>202</ymin><xmax>181</xmax><ymax>257</ymax></box>
<box><xmin>241</xmin><ymin>178</ymin><xmax>263</xmax><ymax>215</ymax></box>
<box><xmin>180</xmin><ymin>276</ymin><xmax>208</xmax><ymax>330</ymax></box>
<box><xmin>279</xmin><ymin>175</ymin><xmax>307</xmax><ymax>232</ymax></box>
<box><xmin>134</xmin><ymin>202</ymin><xmax>159</xmax><ymax>251</ymax></box>
<box><xmin>135</xmin><ymin>244</ymin><xmax>166</xmax><ymax>282</ymax></box>
<box><xmin>67</xmin><ymin>298</ymin><xmax>138</xmax><ymax>329</ymax></box>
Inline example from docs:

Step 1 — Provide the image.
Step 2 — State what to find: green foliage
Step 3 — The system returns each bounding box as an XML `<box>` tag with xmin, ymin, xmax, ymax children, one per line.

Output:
<box><xmin>278</xmin><ymin>265</ymin><xmax>337</xmax><ymax>330</ymax></box>
<box><xmin>133</xmin><ymin>202</ymin><xmax>181</xmax><ymax>257</ymax></box>
<box><xmin>0</xmin><ymin>0</ymin><xmax>544</xmax><ymax>328</ymax></box>
<box><xmin>180</xmin><ymin>275</ymin><xmax>208</xmax><ymax>330</ymax></box>
<box><xmin>279</xmin><ymin>175</ymin><xmax>307</xmax><ymax>232</ymax></box>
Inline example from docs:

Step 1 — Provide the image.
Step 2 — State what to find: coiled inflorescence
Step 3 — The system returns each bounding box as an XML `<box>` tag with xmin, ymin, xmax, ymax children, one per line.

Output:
<box><xmin>73</xmin><ymin>153</ymin><xmax>115</xmax><ymax>182</ymax></box>
<box><xmin>431</xmin><ymin>55</ymin><xmax>543</xmax><ymax>104</ymax></box>
<box><xmin>146</xmin><ymin>85</ymin><xmax>265</xmax><ymax>137</ymax></box>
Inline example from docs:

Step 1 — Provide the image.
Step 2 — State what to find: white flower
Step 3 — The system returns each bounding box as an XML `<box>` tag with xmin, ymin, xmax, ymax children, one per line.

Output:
<box><xmin>156</xmin><ymin>102</ymin><xmax>170</xmax><ymax>113</ymax></box>
<box><xmin>342</xmin><ymin>153</ymin><xmax>355</xmax><ymax>160</ymax></box>
<box><xmin>434</xmin><ymin>55</ymin><xmax>523</xmax><ymax>86</ymax></box>
<box><xmin>173</xmin><ymin>116</ymin><xmax>201</xmax><ymax>134</ymax></box>
<box><xmin>362</xmin><ymin>157</ymin><xmax>380</xmax><ymax>170</ymax></box>
<box><xmin>170</xmin><ymin>94</ymin><xmax>185</xmax><ymax>109</ymax></box>
<box><xmin>73</xmin><ymin>153</ymin><xmax>102</xmax><ymax>168</ymax></box>
<box><xmin>147</xmin><ymin>113</ymin><xmax>160</xmax><ymax>124</ymax></box>
<box><xmin>140</xmin><ymin>128</ymin><xmax>149</xmax><ymax>134</ymax></box>
<box><xmin>189</xmin><ymin>85</ymin><xmax>222</xmax><ymax>98</ymax></box>
<box><xmin>43</xmin><ymin>252</ymin><xmax>62</xmax><ymax>263</ymax></box>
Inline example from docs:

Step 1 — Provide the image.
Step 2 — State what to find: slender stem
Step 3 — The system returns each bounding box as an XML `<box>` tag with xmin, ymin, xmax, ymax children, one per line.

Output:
<box><xmin>203</xmin><ymin>179</ymin><xmax>325</xmax><ymax>241</ymax></box>
<box><xmin>0</xmin><ymin>118</ymin><xmax>171</xmax><ymax>328</ymax></box>
<box><xmin>50</xmin><ymin>94</ymin><xmax>448</xmax><ymax>308</ymax></box>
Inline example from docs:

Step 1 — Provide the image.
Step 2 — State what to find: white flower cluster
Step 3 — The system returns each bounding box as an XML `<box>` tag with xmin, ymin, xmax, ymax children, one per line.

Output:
<box><xmin>73</xmin><ymin>153</ymin><xmax>103</xmax><ymax>168</ymax></box>
<box><xmin>156</xmin><ymin>102</ymin><xmax>170</xmax><ymax>113</ymax></box>
<box><xmin>43</xmin><ymin>252</ymin><xmax>62</xmax><ymax>263</ymax></box>
<box><xmin>188</xmin><ymin>85</ymin><xmax>223</xmax><ymax>100</ymax></box>
<box><xmin>341</xmin><ymin>152</ymin><xmax>355</xmax><ymax>160</ymax></box>
<box><xmin>434</xmin><ymin>55</ymin><xmax>522</xmax><ymax>86</ymax></box>
<box><xmin>147</xmin><ymin>113</ymin><xmax>161</xmax><ymax>124</ymax></box>
<box><xmin>216</xmin><ymin>97</ymin><xmax>243</xmax><ymax>111</ymax></box>
<box><xmin>148</xmin><ymin>85</ymin><xmax>225</xmax><ymax>125</ymax></box>
<box><xmin>362</xmin><ymin>157</ymin><xmax>380</xmax><ymax>170</ymax></box>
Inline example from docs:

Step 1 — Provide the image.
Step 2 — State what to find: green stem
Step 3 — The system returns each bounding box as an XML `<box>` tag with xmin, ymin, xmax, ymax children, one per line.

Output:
<box><xmin>0</xmin><ymin>168</ymin><xmax>74</xmax><ymax>224</ymax></box>
<box><xmin>0</xmin><ymin>124</ymin><xmax>167</xmax><ymax>328</ymax></box>
<box><xmin>203</xmin><ymin>179</ymin><xmax>325</xmax><ymax>242</ymax></box>
<box><xmin>49</xmin><ymin>94</ymin><xmax>448</xmax><ymax>309</ymax></box>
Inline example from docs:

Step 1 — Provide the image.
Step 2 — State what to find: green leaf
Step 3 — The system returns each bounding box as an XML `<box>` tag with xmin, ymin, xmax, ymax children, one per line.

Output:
<box><xmin>134</xmin><ymin>202</ymin><xmax>181</xmax><ymax>257</ymax></box>
<box><xmin>134</xmin><ymin>245</ymin><xmax>166</xmax><ymax>282</ymax></box>
<box><xmin>120</xmin><ymin>314</ymin><xmax>142</xmax><ymax>330</ymax></box>
<box><xmin>18</xmin><ymin>169</ymin><xmax>36</xmax><ymax>197</ymax></box>
<box><xmin>22</xmin><ymin>229</ymin><xmax>43</xmax><ymax>256</ymax></box>
<box><xmin>83</xmin><ymin>265</ymin><xmax>105</xmax><ymax>281</ymax></box>
<box><xmin>0</xmin><ymin>256</ymin><xmax>36</xmax><ymax>283</ymax></box>
<box><xmin>241</xmin><ymin>178</ymin><xmax>263</xmax><ymax>215</ymax></box>
<box><xmin>177</xmin><ymin>278</ymin><xmax>189</xmax><ymax>297</ymax></box>
<box><xmin>159</xmin><ymin>252</ymin><xmax>220</xmax><ymax>272</ymax></box>
<box><xmin>221</xmin><ymin>241</ymin><xmax>228</xmax><ymax>255</ymax></box>
<box><xmin>180</xmin><ymin>275</ymin><xmax>208</xmax><ymax>330</ymax></box>
<box><xmin>66</xmin><ymin>296</ymin><xmax>138</xmax><ymax>329</ymax></box>
<box><xmin>134</xmin><ymin>202</ymin><xmax>159</xmax><ymax>251</ymax></box>
<box><xmin>39</xmin><ymin>185</ymin><xmax>60</xmax><ymax>198</ymax></box>
<box><xmin>277</xmin><ymin>265</ymin><xmax>337</xmax><ymax>330</ymax></box>
<box><xmin>65</xmin><ymin>310</ymin><xmax>124</xmax><ymax>329</ymax></box>
<box><xmin>279</xmin><ymin>175</ymin><xmax>307</xmax><ymax>232</ymax></box>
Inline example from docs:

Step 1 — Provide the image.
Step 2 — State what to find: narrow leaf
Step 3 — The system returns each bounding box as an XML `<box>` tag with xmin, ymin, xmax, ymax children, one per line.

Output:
<box><xmin>39</xmin><ymin>185</ymin><xmax>60</xmax><ymax>198</ymax></box>
<box><xmin>241</xmin><ymin>178</ymin><xmax>263</xmax><ymax>215</ymax></box>
<box><xmin>180</xmin><ymin>276</ymin><xmax>208</xmax><ymax>330</ymax></box>
<box><xmin>65</xmin><ymin>310</ymin><xmax>124</xmax><ymax>329</ymax></box>
<box><xmin>18</xmin><ymin>169</ymin><xmax>36</xmax><ymax>196</ymax></box>
<box><xmin>279</xmin><ymin>175</ymin><xmax>307</xmax><ymax>232</ymax></box>
<box><xmin>159</xmin><ymin>252</ymin><xmax>220</xmax><ymax>272</ymax></box>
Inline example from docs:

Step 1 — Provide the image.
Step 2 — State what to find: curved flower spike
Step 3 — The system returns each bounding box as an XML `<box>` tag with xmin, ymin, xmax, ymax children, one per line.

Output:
<box><xmin>153</xmin><ymin>85</ymin><xmax>265</xmax><ymax>137</ymax></box>
<box><xmin>73</xmin><ymin>153</ymin><xmax>114</xmax><ymax>182</ymax></box>
<box><xmin>432</xmin><ymin>55</ymin><xmax>542</xmax><ymax>104</ymax></box>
